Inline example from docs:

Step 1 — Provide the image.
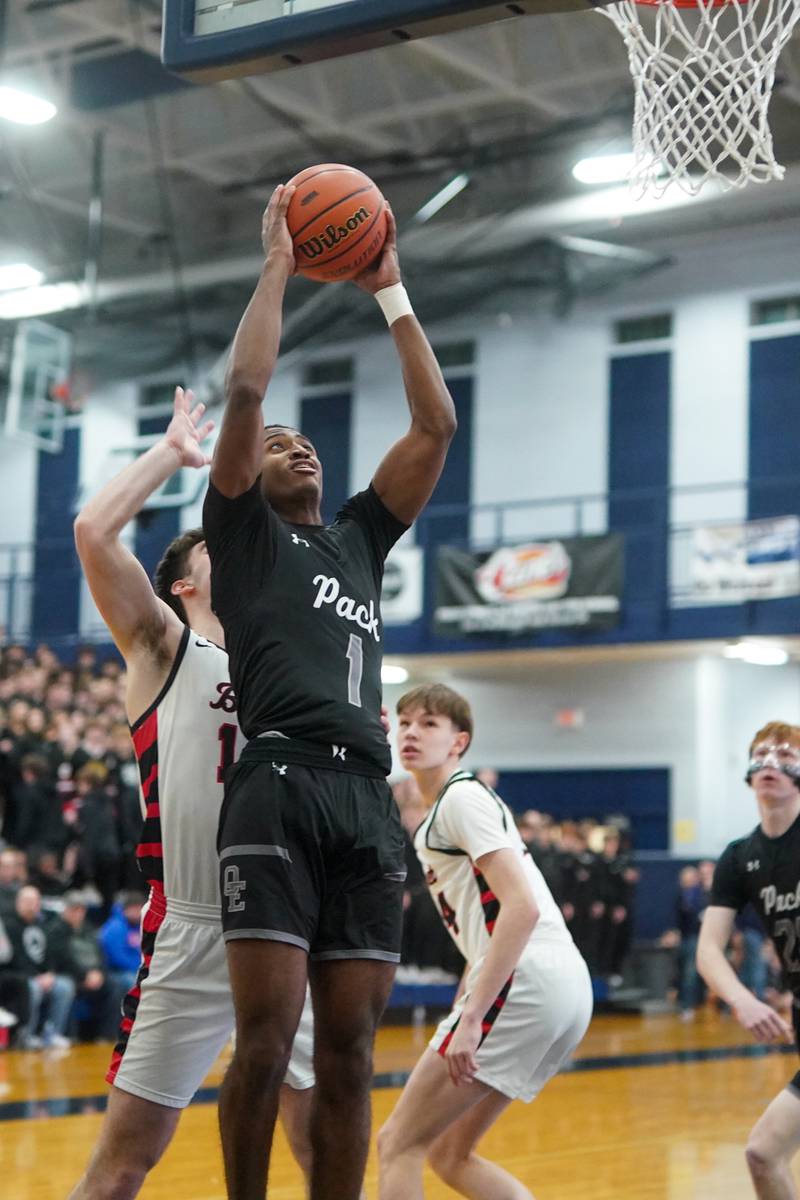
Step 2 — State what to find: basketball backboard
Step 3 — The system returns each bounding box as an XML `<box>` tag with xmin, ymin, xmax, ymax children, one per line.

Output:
<box><xmin>3</xmin><ymin>320</ymin><xmax>72</xmax><ymax>454</ymax></box>
<box><xmin>162</xmin><ymin>0</ymin><xmax>606</xmax><ymax>81</ymax></box>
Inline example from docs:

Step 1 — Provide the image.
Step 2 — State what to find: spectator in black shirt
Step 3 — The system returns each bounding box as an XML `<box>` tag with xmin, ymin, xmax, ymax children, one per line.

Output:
<box><xmin>205</xmin><ymin>187</ymin><xmax>456</xmax><ymax>1200</ymax></box>
<box><xmin>11</xmin><ymin>753</ymin><xmax>69</xmax><ymax>856</ymax></box>
<box><xmin>48</xmin><ymin>890</ymin><xmax>121</xmax><ymax>1040</ymax></box>
<box><xmin>0</xmin><ymin>846</ymin><xmax>27</xmax><ymax>919</ymax></box>
<box><xmin>597</xmin><ymin>828</ymin><xmax>638</xmax><ymax>985</ymax></box>
<box><xmin>73</xmin><ymin>762</ymin><xmax>122</xmax><ymax>918</ymax></box>
<box><xmin>698</xmin><ymin>720</ymin><xmax>800</xmax><ymax>1198</ymax></box>
<box><xmin>6</xmin><ymin>884</ymin><xmax>75</xmax><ymax>1048</ymax></box>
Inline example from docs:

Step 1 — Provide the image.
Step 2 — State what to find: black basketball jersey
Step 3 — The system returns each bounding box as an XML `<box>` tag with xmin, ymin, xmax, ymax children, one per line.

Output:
<box><xmin>711</xmin><ymin>812</ymin><xmax>800</xmax><ymax>998</ymax></box>
<box><xmin>202</xmin><ymin>479</ymin><xmax>407</xmax><ymax>775</ymax></box>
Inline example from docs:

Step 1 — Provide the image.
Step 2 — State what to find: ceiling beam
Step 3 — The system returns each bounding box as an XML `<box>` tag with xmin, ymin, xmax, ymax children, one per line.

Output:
<box><xmin>409</xmin><ymin>39</ymin><xmax>572</xmax><ymax>122</ymax></box>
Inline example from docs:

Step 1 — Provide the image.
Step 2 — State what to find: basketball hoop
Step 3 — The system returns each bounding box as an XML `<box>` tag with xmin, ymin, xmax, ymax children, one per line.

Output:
<box><xmin>601</xmin><ymin>0</ymin><xmax>800</xmax><ymax>196</ymax></box>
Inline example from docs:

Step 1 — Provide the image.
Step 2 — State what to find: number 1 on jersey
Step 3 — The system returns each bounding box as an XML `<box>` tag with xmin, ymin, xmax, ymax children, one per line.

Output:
<box><xmin>216</xmin><ymin>723</ymin><xmax>237</xmax><ymax>783</ymax></box>
<box><xmin>345</xmin><ymin>633</ymin><xmax>363</xmax><ymax>708</ymax></box>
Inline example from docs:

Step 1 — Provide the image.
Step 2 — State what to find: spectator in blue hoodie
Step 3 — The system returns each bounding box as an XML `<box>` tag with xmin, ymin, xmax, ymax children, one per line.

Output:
<box><xmin>99</xmin><ymin>891</ymin><xmax>146</xmax><ymax>993</ymax></box>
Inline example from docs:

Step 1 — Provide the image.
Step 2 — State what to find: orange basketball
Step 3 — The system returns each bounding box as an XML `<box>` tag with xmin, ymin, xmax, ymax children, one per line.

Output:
<box><xmin>285</xmin><ymin>163</ymin><xmax>387</xmax><ymax>284</ymax></box>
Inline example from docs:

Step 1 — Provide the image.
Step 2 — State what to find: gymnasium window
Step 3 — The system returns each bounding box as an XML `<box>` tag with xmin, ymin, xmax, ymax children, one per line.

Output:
<box><xmin>750</xmin><ymin>295</ymin><xmax>800</xmax><ymax>326</ymax></box>
<box><xmin>432</xmin><ymin>341</ymin><xmax>475</xmax><ymax>372</ymax></box>
<box><xmin>613</xmin><ymin>314</ymin><xmax>673</xmax><ymax>344</ymax></box>
<box><xmin>302</xmin><ymin>359</ymin><xmax>354</xmax><ymax>388</ymax></box>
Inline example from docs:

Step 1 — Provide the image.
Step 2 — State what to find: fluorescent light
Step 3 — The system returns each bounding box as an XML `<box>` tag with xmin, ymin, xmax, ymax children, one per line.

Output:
<box><xmin>0</xmin><ymin>280</ymin><xmax>86</xmax><ymax>320</ymax></box>
<box><xmin>572</xmin><ymin>153</ymin><xmax>667</xmax><ymax>186</ymax></box>
<box><xmin>724</xmin><ymin>641</ymin><xmax>789</xmax><ymax>667</ymax></box>
<box><xmin>381</xmin><ymin>664</ymin><xmax>409</xmax><ymax>685</ymax></box>
<box><xmin>0</xmin><ymin>263</ymin><xmax>44</xmax><ymax>291</ymax></box>
<box><xmin>0</xmin><ymin>86</ymin><xmax>57</xmax><ymax>126</ymax></box>
<box><xmin>573</xmin><ymin>153</ymin><xmax>637</xmax><ymax>185</ymax></box>
<box><xmin>414</xmin><ymin>174</ymin><xmax>469</xmax><ymax>224</ymax></box>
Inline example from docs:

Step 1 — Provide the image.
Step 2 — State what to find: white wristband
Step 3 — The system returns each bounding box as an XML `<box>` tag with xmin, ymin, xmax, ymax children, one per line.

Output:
<box><xmin>375</xmin><ymin>282</ymin><xmax>413</xmax><ymax>327</ymax></box>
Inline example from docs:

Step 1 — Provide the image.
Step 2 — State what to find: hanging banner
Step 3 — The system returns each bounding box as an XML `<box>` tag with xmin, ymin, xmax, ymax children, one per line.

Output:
<box><xmin>434</xmin><ymin>536</ymin><xmax>623</xmax><ymax>636</ymax></box>
<box><xmin>687</xmin><ymin>515</ymin><xmax>800</xmax><ymax>605</ymax></box>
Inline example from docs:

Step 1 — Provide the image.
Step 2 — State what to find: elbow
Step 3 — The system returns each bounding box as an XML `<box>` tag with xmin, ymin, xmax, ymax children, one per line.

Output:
<box><xmin>223</xmin><ymin>370</ymin><xmax>266</xmax><ymax>409</ymax></box>
<box><xmin>415</xmin><ymin>404</ymin><xmax>457</xmax><ymax>444</ymax></box>
<box><xmin>74</xmin><ymin>511</ymin><xmax>102</xmax><ymax>552</ymax></box>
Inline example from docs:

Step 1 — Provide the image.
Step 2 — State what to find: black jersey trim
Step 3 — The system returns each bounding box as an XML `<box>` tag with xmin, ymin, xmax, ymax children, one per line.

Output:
<box><xmin>129</xmin><ymin>625</ymin><xmax>190</xmax><ymax>735</ymax></box>
<box><xmin>424</xmin><ymin>770</ymin><xmax>507</xmax><ymax>856</ymax></box>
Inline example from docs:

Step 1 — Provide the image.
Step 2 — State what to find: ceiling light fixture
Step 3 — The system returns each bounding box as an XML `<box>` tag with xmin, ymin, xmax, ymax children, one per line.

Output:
<box><xmin>0</xmin><ymin>263</ymin><xmax>44</xmax><ymax>292</ymax></box>
<box><xmin>413</xmin><ymin>173</ymin><xmax>470</xmax><ymax>224</ymax></box>
<box><xmin>723</xmin><ymin>641</ymin><xmax>789</xmax><ymax>667</ymax></box>
<box><xmin>572</xmin><ymin>153</ymin><xmax>666</xmax><ymax>186</ymax></box>
<box><xmin>0</xmin><ymin>86</ymin><xmax>57</xmax><ymax>126</ymax></box>
<box><xmin>381</xmin><ymin>664</ymin><xmax>409</xmax><ymax>685</ymax></box>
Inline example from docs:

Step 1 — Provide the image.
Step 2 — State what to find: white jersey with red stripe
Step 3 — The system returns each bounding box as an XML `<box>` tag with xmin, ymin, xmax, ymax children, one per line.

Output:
<box><xmin>130</xmin><ymin>625</ymin><xmax>243</xmax><ymax>912</ymax></box>
<box><xmin>413</xmin><ymin>770</ymin><xmax>573</xmax><ymax>967</ymax></box>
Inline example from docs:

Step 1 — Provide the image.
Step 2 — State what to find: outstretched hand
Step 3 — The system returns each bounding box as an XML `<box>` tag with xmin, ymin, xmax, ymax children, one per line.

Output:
<box><xmin>262</xmin><ymin>184</ymin><xmax>297</xmax><ymax>276</ymax></box>
<box><xmin>352</xmin><ymin>205</ymin><xmax>401</xmax><ymax>295</ymax></box>
<box><xmin>164</xmin><ymin>386</ymin><xmax>215</xmax><ymax>469</ymax></box>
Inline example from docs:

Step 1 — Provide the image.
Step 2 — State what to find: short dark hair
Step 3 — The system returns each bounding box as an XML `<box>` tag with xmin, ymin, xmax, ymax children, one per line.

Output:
<box><xmin>396</xmin><ymin>683</ymin><xmax>474</xmax><ymax>756</ymax></box>
<box><xmin>153</xmin><ymin>528</ymin><xmax>205</xmax><ymax>623</ymax></box>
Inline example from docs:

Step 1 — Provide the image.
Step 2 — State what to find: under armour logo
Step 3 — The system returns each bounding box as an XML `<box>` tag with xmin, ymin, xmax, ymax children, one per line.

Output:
<box><xmin>747</xmin><ymin>860</ymin><xmax>760</xmax><ymax>872</ymax></box>
<box><xmin>291</xmin><ymin>533</ymin><xmax>310</xmax><ymax>548</ymax></box>
<box><xmin>272</xmin><ymin>762</ymin><xmax>287</xmax><ymax>775</ymax></box>
<box><xmin>209</xmin><ymin>683</ymin><xmax>237</xmax><ymax>713</ymax></box>
<box><xmin>223</xmin><ymin>865</ymin><xmax>246</xmax><ymax>912</ymax></box>
<box><xmin>332</xmin><ymin>745</ymin><xmax>347</xmax><ymax>761</ymax></box>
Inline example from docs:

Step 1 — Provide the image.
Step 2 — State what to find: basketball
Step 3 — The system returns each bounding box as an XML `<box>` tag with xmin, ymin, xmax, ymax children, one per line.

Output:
<box><xmin>285</xmin><ymin>163</ymin><xmax>388</xmax><ymax>284</ymax></box>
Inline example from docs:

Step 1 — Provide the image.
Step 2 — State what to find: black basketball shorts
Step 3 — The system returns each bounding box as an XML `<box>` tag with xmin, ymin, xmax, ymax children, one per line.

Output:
<box><xmin>217</xmin><ymin>757</ymin><xmax>406</xmax><ymax>961</ymax></box>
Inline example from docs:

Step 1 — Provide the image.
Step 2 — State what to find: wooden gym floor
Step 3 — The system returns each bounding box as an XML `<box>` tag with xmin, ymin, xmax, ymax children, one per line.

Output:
<box><xmin>2</xmin><ymin>1010</ymin><xmax>799</xmax><ymax>1199</ymax></box>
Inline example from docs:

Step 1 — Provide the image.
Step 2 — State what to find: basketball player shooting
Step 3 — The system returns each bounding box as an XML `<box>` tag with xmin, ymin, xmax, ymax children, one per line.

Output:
<box><xmin>202</xmin><ymin>183</ymin><xmax>456</xmax><ymax>1200</ymax></box>
<box><xmin>697</xmin><ymin>722</ymin><xmax>800</xmax><ymax>1200</ymax></box>
<box><xmin>69</xmin><ymin>386</ymin><xmax>316</xmax><ymax>1199</ymax></box>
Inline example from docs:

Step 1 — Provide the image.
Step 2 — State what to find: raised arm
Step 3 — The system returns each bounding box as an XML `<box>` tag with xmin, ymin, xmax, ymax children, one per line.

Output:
<box><xmin>74</xmin><ymin>386</ymin><xmax>213</xmax><ymax>660</ymax></box>
<box><xmin>697</xmin><ymin>906</ymin><xmax>791</xmax><ymax>1042</ymax></box>
<box><xmin>355</xmin><ymin>209</ymin><xmax>457</xmax><ymax>526</ymax></box>
<box><xmin>210</xmin><ymin>186</ymin><xmax>296</xmax><ymax>499</ymax></box>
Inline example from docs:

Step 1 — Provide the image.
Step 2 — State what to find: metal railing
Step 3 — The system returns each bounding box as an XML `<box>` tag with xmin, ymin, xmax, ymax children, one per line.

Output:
<box><xmin>2</xmin><ymin>474</ymin><xmax>798</xmax><ymax>649</ymax></box>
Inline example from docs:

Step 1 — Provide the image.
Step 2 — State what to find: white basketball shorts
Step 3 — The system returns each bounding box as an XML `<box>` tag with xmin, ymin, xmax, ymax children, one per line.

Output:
<box><xmin>109</xmin><ymin>897</ymin><xmax>314</xmax><ymax>1109</ymax></box>
<box><xmin>429</xmin><ymin>941</ymin><xmax>592</xmax><ymax>1102</ymax></box>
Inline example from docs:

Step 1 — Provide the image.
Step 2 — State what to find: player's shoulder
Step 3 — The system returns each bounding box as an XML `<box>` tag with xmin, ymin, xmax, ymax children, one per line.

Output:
<box><xmin>335</xmin><ymin>485</ymin><xmax>405</xmax><ymax>534</ymax></box>
<box><xmin>717</xmin><ymin>826</ymin><xmax>762</xmax><ymax>867</ymax></box>
<box><xmin>438</xmin><ymin>772</ymin><xmax>509</xmax><ymax>820</ymax></box>
<box><xmin>187</xmin><ymin>629</ymin><xmax>228</xmax><ymax>659</ymax></box>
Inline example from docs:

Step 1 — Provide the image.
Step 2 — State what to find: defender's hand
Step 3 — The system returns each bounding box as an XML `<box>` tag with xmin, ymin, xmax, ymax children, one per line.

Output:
<box><xmin>444</xmin><ymin>1012</ymin><xmax>481</xmax><ymax>1086</ymax></box>
<box><xmin>353</xmin><ymin>206</ymin><xmax>400</xmax><ymax>295</ymax></box>
<box><xmin>262</xmin><ymin>184</ymin><xmax>297</xmax><ymax>275</ymax></box>
<box><xmin>164</xmin><ymin>387</ymin><xmax>214</xmax><ymax>469</ymax></box>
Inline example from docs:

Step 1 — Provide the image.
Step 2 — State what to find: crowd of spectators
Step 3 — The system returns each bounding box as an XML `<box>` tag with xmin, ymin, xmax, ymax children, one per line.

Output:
<box><xmin>0</xmin><ymin>640</ymin><xmax>147</xmax><ymax>1049</ymax></box>
<box><xmin>2</xmin><ymin>638</ymin><xmax>788</xmax><ymax>1044</ymax></box>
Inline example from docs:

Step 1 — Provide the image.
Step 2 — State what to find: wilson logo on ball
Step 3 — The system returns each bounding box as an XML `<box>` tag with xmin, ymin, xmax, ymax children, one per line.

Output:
<box><xmin>297</xmin><ymin>207</ymin><xmax>371</xmax><ymax>260</ymax></box>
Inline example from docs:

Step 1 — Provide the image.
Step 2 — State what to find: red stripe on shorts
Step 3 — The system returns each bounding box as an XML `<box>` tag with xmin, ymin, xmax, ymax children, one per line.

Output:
<box><xmin>106</xmin><ymin>884</ymin><xmax>167</xmax><ymax>1087</ymax></box>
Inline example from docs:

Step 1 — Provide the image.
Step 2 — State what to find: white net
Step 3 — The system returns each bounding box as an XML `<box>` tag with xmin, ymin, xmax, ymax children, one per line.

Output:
<box><xmin>601</xmin><ymin>0</ymin><xmax>800</xmax><ymax>196</ymax></box>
